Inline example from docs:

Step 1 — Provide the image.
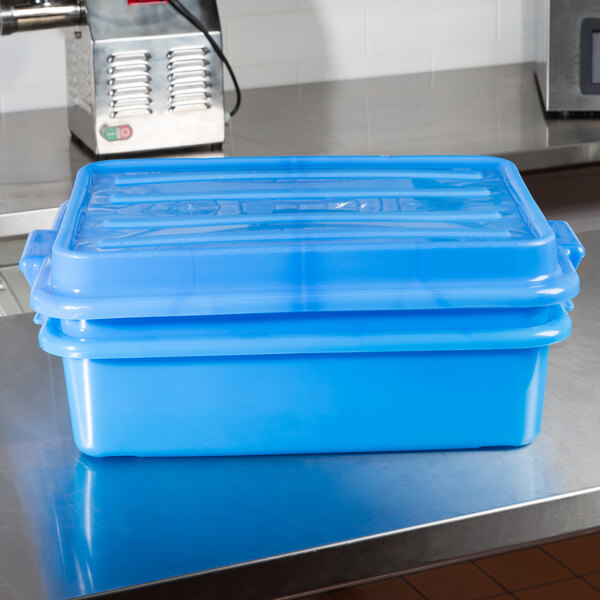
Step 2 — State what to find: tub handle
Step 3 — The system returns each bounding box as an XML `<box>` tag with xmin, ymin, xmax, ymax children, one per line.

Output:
<box><xmin>19</xmin><ymin>229</ymin><xmax>57</xmax><ymax>286</ymax></box>
<box><xmin>549</xmin><ymin>220</ymin><xmax>585</xmax><ymax>269</ymax></box>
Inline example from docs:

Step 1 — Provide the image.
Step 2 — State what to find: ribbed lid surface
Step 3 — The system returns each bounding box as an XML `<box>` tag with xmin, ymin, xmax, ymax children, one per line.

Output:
<box><xmin>24</xmin><ymin>156</ymin><xmax>581</xmax><ymax>318</ymax></box>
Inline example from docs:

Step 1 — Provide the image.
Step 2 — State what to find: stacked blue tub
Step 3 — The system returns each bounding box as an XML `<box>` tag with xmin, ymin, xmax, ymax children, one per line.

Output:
<box><xmin>19</xmin><ymin>156</ymin><xmax>584</xmax><ymax>456</ymax></box>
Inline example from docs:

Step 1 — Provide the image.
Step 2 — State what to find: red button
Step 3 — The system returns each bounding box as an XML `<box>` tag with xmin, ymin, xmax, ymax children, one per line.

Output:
<box><xmin>119</xmin><ymin>125</ymin><xmax>132</xmax><ymax>140</ymax></box>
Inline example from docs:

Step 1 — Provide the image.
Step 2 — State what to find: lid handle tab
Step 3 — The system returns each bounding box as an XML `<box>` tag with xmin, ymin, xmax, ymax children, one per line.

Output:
<box><xmin>549</xmin><ymin>220</ymin><xmax>585</xmax><ymax>270</ymax></box>
<box><xmin>19</xmin><ymin>229</ymin><xmax>57</xmax><ymax>286</ymax></box>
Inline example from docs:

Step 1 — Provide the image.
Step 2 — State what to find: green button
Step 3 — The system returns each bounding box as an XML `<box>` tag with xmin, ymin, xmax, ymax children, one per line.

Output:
<box><xmin>103</xmin><ymin>126</ymin><xmax>118</xmax><ymax>141</ymax></box>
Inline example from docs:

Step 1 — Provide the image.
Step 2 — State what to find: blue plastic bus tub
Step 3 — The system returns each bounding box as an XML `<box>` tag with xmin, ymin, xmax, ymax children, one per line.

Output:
<box><xmin>20</xmin><ymin>156</ymin><xmax>584</xmax><ymax>457</ymax></box>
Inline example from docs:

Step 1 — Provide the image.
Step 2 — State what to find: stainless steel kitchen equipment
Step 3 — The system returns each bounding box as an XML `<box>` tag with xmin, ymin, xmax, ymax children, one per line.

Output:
<box><xmin>535</xmin><ymin>0</ymin><xmax>600</xmax><ymax>113</ymax></box>
<box><xmin>0</xmin><ymin>0</ymin><xmax>227</xmax><ymax>155</ymax></box>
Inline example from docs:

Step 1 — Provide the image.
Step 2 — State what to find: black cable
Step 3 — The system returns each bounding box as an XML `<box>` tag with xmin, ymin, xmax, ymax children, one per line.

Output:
<box><xmin>169</xmin><ymin>0</ymin><xmax>241</xmax><ymax>119</ymax></box>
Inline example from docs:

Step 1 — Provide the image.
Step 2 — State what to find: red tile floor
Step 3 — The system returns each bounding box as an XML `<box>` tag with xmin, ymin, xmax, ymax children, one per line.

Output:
<box><xmin>303</xmin><ymin>531</ymin><xmax>600</xmax><ymax>600</ymax></box>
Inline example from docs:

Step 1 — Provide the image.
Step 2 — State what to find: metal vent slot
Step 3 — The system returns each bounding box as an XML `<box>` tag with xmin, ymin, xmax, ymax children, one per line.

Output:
<box><xmin>167</xmin><ymin>62</ymin><xmax>209</xmax><ymax>74</ymax></box>
<box><xmin>169</xmin><ymin>88</ymin><xmax>210</xmax><ymax>99</ymax></box>
<box><xmin>167</xmin><ymin>70</ymin><xmax>209</xmax><ymax>82</ymax></box>
<box><xmin>168</xmin><ymin>99</ymin><xmax>211</xmax><ymax>111</ymax></box>
<box><xmin>109</xmin><ymin>85</ymin><xmax>152</xmax><ymax>97</ymax></box>
<box><xmin>168</xmin><ymin>80</ymin><xmax>209</xmax><ymax>93</ymax></box>
<box><xmin>168</xmin><ymin>54</ymin><xmax>209</xmax><ymax>64</ymax></box>
<box><xmin>167</xmin><ymin>46</ymin><xmax>208</xmax><ymax>59</ymax></box>
<box><xmin>108</xmin><ymin>63</ymin><xmax>150</xmax><ymax>74</ymax></box>
<box><xmin>108</xmin><ymin>51</ymin><xmax>150</xmax><ymax>62</ymax></box>
<box><xmin>110</xmin><ymin>106</ymin><xmax>153</xmax><ymax>118</ymax></box>
<box><xmin>110</xmin><ymin>96</ymin><xmax>152</xmax><ymax>108</ymax></box>
<box><xmin>168</xmin><ymin>58</ymin><xmax>209</xmax><ymax>69</ymax></box>
<box><xmin>107</xmin><ymin>50</ymin><xmax>153</xmax><ymax>119</ymax></box>
<box><xmin>109</xmin><ymin>74</ymin><xmax>151</xmax><ymax>85</ymax></box>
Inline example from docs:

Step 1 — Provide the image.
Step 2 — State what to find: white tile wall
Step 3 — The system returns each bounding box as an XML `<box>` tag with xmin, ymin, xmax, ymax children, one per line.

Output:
<box><xmin>0</xmin><ymin>28</ymin><xmax>68</xmax><ymax>112</ymax></box>
<box><xmin>0</xmin><ymin>0</ymin><xmax>535</xmax><ymax>113</ymax></box>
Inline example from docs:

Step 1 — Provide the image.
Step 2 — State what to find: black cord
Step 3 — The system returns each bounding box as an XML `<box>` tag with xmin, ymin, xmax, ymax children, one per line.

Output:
<box><xmin>169</xmin><ymin>0</ymin><xmax>241</xmax><ymax>119</ymax></box>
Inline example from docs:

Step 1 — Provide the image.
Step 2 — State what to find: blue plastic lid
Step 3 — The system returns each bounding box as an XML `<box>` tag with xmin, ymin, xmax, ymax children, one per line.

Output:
<box><xmin>20</xmin><ymin>156</ymin><xmax>583</xmax><ymax>319</ymax></box>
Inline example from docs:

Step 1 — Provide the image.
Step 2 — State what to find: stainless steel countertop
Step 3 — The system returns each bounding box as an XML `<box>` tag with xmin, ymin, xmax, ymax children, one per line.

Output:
<box><xmin>1</xmin><ymin>224</ymin><xmax>599</xmax><ymax>600</ymax></box>
<box><xmin>4</xmin><ymin>62</ymin><xmax>600</xmax><ymax>237</ymax></box>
